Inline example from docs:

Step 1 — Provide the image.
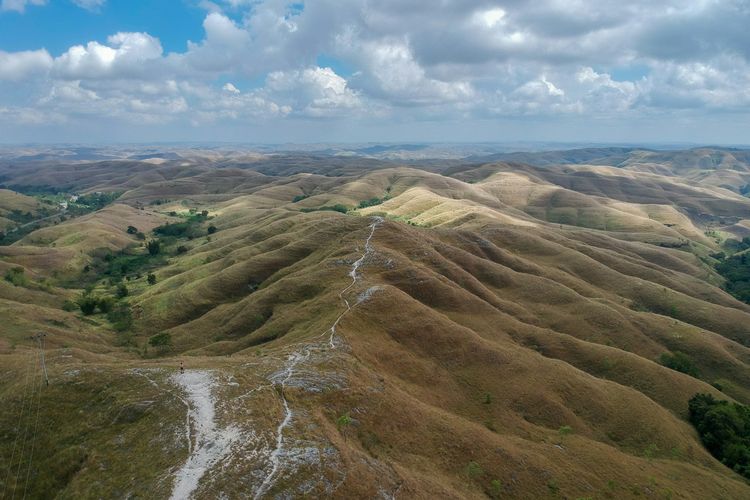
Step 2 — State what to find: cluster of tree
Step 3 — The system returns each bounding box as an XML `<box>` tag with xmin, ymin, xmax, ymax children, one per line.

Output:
<box><xmin>689</xmin><ymin>393</ymin><xmax>750</xmax><ymax>479</ymax></box>
<box><xmin>358</xmin><ymin>196</ymin><xmax>390</xmax><ymax>209</ymax></box>
<box><xmin>715</xmin><ymin>251</ymin><xmax>750</xmax><ymax>304</ymax></box>
<box><xmin>300</xmin><ymin>204</ymin><xmax>349</xmax><ymax>214</ymax></box>
<box><xmin>659</xmin><ymin>351</ymin><xmax>700</xmax><ymax>378</ymax></box>
<box><xmin>153</xmin><ymin>211</ymin><xmax>215</xmax><ymax>240</ymax></box>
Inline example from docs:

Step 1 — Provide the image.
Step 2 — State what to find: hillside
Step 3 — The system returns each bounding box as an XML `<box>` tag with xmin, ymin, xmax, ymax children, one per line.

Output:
<box><xmin>1</xmin><ymin>148</ymin><xmax>750</xmax><ymax>498</ymax></box>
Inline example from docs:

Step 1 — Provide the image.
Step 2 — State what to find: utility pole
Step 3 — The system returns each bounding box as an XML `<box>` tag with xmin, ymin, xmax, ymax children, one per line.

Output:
<box><xmin>31</xmin><ymin>333</ymin><xmax>49</xmax><ymax>386</ymax></box>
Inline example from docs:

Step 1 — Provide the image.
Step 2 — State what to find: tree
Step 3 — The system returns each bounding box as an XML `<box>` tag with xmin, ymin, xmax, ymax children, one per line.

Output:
<box><xmin>148</xmin><ymin>332</ymin><xmax>172</xmax><ymax>353</ymax></box>
<box><xmin>660</xmin><ymin>351</ymin><xmax>700</xmax><ymax>378</ymax></box>
<box><xmin>201</xmin><ymin>210</ymin><xmax>209</xmax><ymax>217</ymax></box>
<box><xmin>689</xmin><ymin>393</ymin><xmax>750</xmax><ymax>479</ymax></box>
<box><xmin>77</xmin><ymin>294</ymin><xmax>99</xmax><ymax>315</ymax></box>
<box><xmin>207</xmin><ymin>225</ymin><xmax>217</xmax><ymax>235</ymax></box>
<box><xmin>116</xmin><ymin>283</ymin><xmax>129</xmax><ymax>298</ymax></box>
<box><xmin>97</xmin><ymin>296</ymin><xmax>115</xmax><ymax>313</ymax></box>
<box><xmin>146</xmin><ymin>239</ymin><xmax>161</xmax><ymax>256</ymax></box>
<box><xmin>176</xmin><ymin>245</ymin><xmax>188</xmax><ymax>255</ymax></box>
<box><xmin>4</xmin><ymin>267</ymin><xmax>27</xmax><ymax>287</ymax></box>
<box><xmin>126</xmin><ymin>225</ymin><xmax>138</xmax><ymax>234</ymax></box>
<box><xmin>147</xmin><ymin>273</ymin><xmax>157</xmax><ymax>285</ymax></box>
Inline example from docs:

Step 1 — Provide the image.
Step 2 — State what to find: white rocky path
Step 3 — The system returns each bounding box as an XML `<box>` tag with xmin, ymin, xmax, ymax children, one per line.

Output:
<box><xmin>169</xmin><ymin>370</ymin><xmax>240</xmax><ymax>500</ymax></box>
<box><xmin>255</xmin><ymin>216</ymin><xmax>384</xmax><ymax>498</ymax></box>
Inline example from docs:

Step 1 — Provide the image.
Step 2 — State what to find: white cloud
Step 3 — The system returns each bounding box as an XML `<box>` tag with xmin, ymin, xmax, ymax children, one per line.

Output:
<box><xmin>266</xmin><ymin>66</ymin><xmax>362</xmax><ymax>116</ymax></box>
<box><xmin>3</xmin><ymin>0</ymin><xmax>750</xmax><ymax>139</ymax></box>
<box><xmin>71</xmin><ymin>0</ymin><xmax>105</xmax><ymax>12</ymax></box>
<box><xmin>0</xmin><ymin>0</ymin><xmax>45</xmax><ymax>13</ymax></box>
<box><xmin>0</xmin><ymin>49</ymin><xmax>52</xmax><ymax>80</ymax></box>
<box><xmin>54</xmin><ymin>32</ymin><xmax>163</xmax><ymax>79</ymax></box>
<box><xmin>222</xmin><ymin>82</ymin><xmax>240</xmax><ymax>94</ymax></box>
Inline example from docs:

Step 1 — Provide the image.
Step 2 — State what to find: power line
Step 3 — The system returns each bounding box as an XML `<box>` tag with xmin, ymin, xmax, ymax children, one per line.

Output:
<box><xmin>21</xmin><ymin>350</ymin><xmax>45</xmax><ymax>500</ymax></box>
<box><xmin>10</xmin><ymin>346</ymin><xmax>41</xmax><ymax>500</ymax></box>
<box><xmin>2</xmin><ymin>348</ymin><xmax>35</xmax><ymax>500</ymax></box>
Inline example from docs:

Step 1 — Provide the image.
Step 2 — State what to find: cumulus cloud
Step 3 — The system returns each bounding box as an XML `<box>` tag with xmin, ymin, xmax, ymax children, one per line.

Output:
<box><xmin>0</xmin><ymin>49</ymin><xmax>52</xmax><ymax>80</ymax></box>
<box><xmin>2</xmin><ymin>0</ymin><xmax>750</xmax><ymax>139</ymax></box>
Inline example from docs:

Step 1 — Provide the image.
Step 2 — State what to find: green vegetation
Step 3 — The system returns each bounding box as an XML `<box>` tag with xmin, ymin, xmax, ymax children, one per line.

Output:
<box><xmin>76</xmin><ymin>293</ymin><xmax>99</xmax><ymax>315</ymax></box>
<box><xmin>300</xmin><ymin>204</ymin><xmax>350</xmax><ymax>214</ymax></box>
<box><xmin>464</xmin><ymin>461</ymin><xmax>483</xmax><ymax>479</ymax></box>
<box><xmin>292</xmin><ymin>194</ymin><xmax>309</xmax><ymax>203</ymax></box>
<box><xmin>4</xmin><ymin>266</ymin><xmax>28</xmax><ymax>287</ymax></box>
<box><xmin>147</xmin><ymin>273</ymin><xmax>157</xmax><ymax>285</ymax></box>
<box><xmin>715</xmin><ymin>251</ymin><xmax>750</xmax><ymax>304</ymax></box>
<box><xmin>358</xmin><ymin>196</ymin><xmax>390</xmax><ymax>209</ymax></box>
<box><xmin>146</xmin><ymin>239</ymin><xmax>161</xmax><ymax>256</ymax></box>
<box><xmin>659</xmin><ymin>351</ymin><xmax>700</xmax><ymax>378</ymax></box>
<box><xmin>148</xmin><ymin>332</ymin><xmax>172</xmax><ymax>353</ymax></box>
<box><xmin>153</xmin><ymin>212</ymin><xmax>212</xmax><ymax>240</ymax></box>
<box><xmin>107</xmin><ymin>302</ymin><xmax>134</xmax><ymax>333</ymax></box>
<box><xmin>689</xmin><ymin>393</ymin><xmax>750</xmax><ymax>479</ymax></box>
<box><xmin>558</xmin><ymin>425</ymin><xmax>573</xmax><ymax>442</ymax></box>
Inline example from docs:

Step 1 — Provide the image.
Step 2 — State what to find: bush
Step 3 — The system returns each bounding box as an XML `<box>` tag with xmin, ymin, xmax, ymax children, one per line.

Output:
<box><xmin>4</xmin><ymin>267</ymin><xmax>27</xmax><ymax>287</ymax></box>
<box><xmin>116</xmin><ymin>283</ymin><xmax>129</xmax><ymax>298</ymax></box>
<box><xmin>62</xmin><ymin>300</ymin><xmax>78</xmax><ymax>312</ymax></box>
<box><xmin>147</xmin><ymin>273</ymin><xmax>157</xmax><ymax>285</ymax></box>
<box><xmin>97</xmin><ymin>297</ymin><xmax>115</xmax><ymax>314</ymax></box>
<box><xmin>660</xmin><ymin>351</ymin><xmax>700</xmax><ymax>378</ymax></box>
<box><xmin>126</xmin><ymin>225</ymin><xmax>138</xmax><ymax>234</ymax></box>
<box><xmin>107</xmin><ymin>303</ymin><xmax>133</xmax><ymax>332</ymax></box>
<box><xmin>292</xmin><ymin>194</ymin><xmax>309</xmax><ymax>203</ymax></box>
<box><xmin>207</xmin><ymin>225</ymin><xmax>217</xmax><ymax>235</ymax></box>
<box><xmin>77</xmin><ymin>294</ymin><xmax>99</xmax><ymax>315</ymax></box>
<box><xmin>689</xmin><ymin>393</ymin><xmax>750</xmax><ymax>479</ymax></box>
<box><xmin>146</xmin><ymin>239</ymin><xmax>161</xmax><ymax>256</ymax></box>
<box><xmin>176</xmin><ymin>245</ymin><xmax>188</xmax><ymax>255</ymax></box>
<box><xmin>148</xmin><ymin>332</ymin><xmax>172</xmax><ymax>352</ymax></box>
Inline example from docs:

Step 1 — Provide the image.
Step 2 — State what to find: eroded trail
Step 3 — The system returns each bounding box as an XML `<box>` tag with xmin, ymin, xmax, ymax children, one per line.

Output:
<box><xmin>254</xmin><ymin>216</ymin><xmax>383</xmax><ymax>498</ymax></box>
<box><xmin>169</xmin><ymin>370</ymin><xmax>240</xmax><ymax>500</ymax></box>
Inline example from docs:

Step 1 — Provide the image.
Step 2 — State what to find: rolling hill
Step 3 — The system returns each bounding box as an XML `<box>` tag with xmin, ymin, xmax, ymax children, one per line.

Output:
<box><xmin>1</xmin><ymin>147</ymin><xmax>750</xmax><ymax>499</ymax></box>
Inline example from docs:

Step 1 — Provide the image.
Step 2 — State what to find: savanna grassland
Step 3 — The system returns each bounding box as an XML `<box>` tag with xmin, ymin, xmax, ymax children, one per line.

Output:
<box><xmin>2</xmin><ymin>145</ymin><xmax>750</xmax><ymax>499</ymax></box>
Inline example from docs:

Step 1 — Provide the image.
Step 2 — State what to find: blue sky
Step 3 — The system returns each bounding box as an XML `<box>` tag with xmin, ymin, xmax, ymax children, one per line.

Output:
<box><xmin>1</xmin><ymin>0</ymin><xmax>749</xmax><ymax>144</ymax></box>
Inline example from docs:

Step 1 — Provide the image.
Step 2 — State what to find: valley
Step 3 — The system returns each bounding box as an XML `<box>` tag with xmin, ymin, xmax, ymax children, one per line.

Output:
<box><xmin>1</xmin><ymin>146</ymin><xmax>750</xmax><ymax>498</ymax></box>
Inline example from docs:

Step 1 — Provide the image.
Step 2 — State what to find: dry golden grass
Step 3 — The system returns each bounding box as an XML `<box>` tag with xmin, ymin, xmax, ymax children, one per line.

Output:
<box><xmin>2</xmin><ymin>155</ymin><xmax>750</xmax><ymax>498</ymax></box>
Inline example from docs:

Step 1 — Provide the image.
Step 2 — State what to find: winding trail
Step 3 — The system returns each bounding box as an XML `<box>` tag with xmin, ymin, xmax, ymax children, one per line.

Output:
<box><xmin>323</xmin><ymin>216</ymin><xmax>384</xmax><ymax>348</ymax></box>
<box><xmin>255</xmin><ymin>216</ymin><xmax>383</xmax><ymax>498</ymax></box>
<box><xmin>169</xmin><ymin>370</ymin><xmax>239</xmax><ymax>500</ymax></box>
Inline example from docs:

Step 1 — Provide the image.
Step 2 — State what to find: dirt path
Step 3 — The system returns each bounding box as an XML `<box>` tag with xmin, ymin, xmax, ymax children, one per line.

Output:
<box><xmin>169</xmin><ymin>370</ymin><xmax>239</xmax><ymax>500</ymax></box>
<box><xmin>255</xmin><ymin>216</ymin><xmax>383</xmax><ymax>497</ymax></box>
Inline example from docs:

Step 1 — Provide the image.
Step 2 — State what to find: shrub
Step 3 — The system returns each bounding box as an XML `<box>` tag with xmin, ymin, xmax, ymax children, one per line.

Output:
<box><xmin>62</xmin><ymin>300</ymin><xmax>78</xmax><ymax>312</ymax></box>
<box><xmin>207</xmin><ymin>225</ymin><xmax>217</xmax><ymax>235</ymax></box>
<box><xmin>465</xmin><ymin>461</ymin><xmax>483</xmax><ymax>479</ymax></box>
<box><xmin>292</xmin><ymin>194</ymin><xmax>309</xmax><ymax>203</ymax></box>
<box><xmin>97</xmin><ymin>296</ymin><xmax>115</xmax><ymax>314</ymax></box>
<box><xmin>176</xmin><ymin>245</ymin><xmax>188</xmax><ymax>255</ymax></box>
<box><xmin>148</xmin><ymin>332</ymin><xmax>172</xmax><ymax>351</ymax></box>
<box><xmin>146</xmin><ymin>239</ymin><xmax>161</xmax><ymax>256</ymax></box>
<box><xmin>660</xmin><ymin>351</ymin><xmax>700</xmax><ymax>378</ymax></box>
<box><xmin>4</xmin><ymin>267</ymin><xmax>27</xmax><ymax>287</ymax></box>
<box><xmin>126</xmin><ymin>225</ymin><xmax>138</xmax><ymax>234</ymax></box>
<box><xmin>147</xmin><ymin>273</ymin><xmax>157</xmax><ymax>285</ymax></box>
<box><xmin>77</xmin><ymin>294</ymin><xmax>99</xmax><ymax>315</ymax></box>
<box><xmin>107</xmin><ymin>303</ymin><xmax>133</xmax><ymax>332</ymax></box>
<box><xmin>116</xmin><ymin>283</ymin><xmax>129</xmax><ymax>298</ymax></box>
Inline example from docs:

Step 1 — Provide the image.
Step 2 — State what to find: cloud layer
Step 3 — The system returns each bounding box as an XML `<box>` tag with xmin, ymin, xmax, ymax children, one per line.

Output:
<box><xmin>1</xmin><ymin>0</ymin><xmax>749</xmax><ymax>142</ymax></box>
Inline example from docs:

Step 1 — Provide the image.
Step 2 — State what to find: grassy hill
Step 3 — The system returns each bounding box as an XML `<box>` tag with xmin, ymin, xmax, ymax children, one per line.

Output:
<box><xmin>1</xmin><ymin>148</ymin><xmax>750</xmax><ymax>498</ymax></box>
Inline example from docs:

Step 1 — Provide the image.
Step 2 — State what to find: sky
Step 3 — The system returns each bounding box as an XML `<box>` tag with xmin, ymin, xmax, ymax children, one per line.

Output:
<box><xmin>0</xmin><ymin>0</ymin><xmax>749</xmax><ymax>144</ymax></box>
